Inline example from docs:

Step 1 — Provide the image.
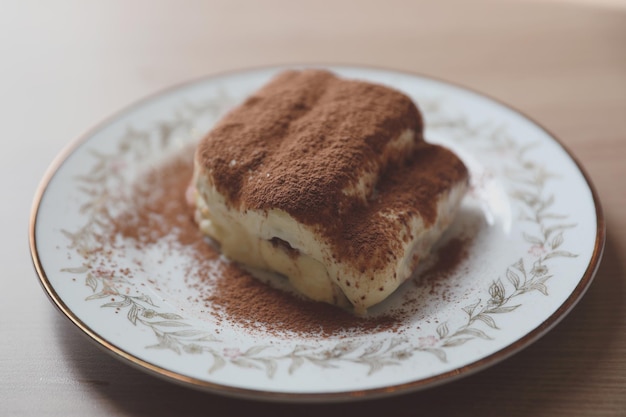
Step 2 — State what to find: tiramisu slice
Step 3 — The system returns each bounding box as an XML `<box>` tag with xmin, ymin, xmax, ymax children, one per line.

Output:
<box><xmin>192</xmin><ymin>70</ymin><xmax>468</xmax><ymax>314</ymax></box>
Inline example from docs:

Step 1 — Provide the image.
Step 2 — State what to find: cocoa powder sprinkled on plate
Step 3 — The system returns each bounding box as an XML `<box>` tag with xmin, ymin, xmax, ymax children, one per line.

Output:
<box><xmin>414</xmin><ymin>237</ymin><xmax>470</xmax><ymax>303</ymax></box>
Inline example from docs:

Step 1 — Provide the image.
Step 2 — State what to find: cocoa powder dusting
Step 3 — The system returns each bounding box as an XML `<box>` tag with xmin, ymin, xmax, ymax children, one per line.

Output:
<box><xmin>197</xmin><ymin>70</ymin><xmax>468</xmax><ymax>273</ymax></box>
<box><xmin>111</xmin><ymin>147</ymin><xmax>401</xmax><ymax>338</ymax></box>
<box><xmin>416</xmin><ymin>237</ymin><xmax>471</xmax><ymax>302</ymax></box>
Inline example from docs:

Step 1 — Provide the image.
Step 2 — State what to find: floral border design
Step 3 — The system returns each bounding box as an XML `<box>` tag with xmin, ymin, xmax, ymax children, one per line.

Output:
<box><xmin>59</xmin><ymin>91</ymin><xmax>579</xmax><ymax>379</ymax></box>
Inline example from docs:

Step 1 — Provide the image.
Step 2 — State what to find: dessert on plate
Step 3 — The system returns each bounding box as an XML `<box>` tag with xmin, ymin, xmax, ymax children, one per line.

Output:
<box><xmin>190</xmin><ymin>69</ymin><xmax>468</xmax><ymax>314</ymax></box>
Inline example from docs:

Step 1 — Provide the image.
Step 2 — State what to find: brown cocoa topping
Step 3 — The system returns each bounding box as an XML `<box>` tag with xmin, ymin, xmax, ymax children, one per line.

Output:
<box><xmin>197</xmin><ymin>70</ymin><xmax>468</xmax><ymax>274</ymax></box>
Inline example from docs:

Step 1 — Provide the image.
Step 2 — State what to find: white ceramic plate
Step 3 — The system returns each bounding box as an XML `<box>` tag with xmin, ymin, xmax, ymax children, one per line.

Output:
<box><xmin>30</xmin><ymin>66</ymin><xmax>604</xmax><ymax>402</ymax></box>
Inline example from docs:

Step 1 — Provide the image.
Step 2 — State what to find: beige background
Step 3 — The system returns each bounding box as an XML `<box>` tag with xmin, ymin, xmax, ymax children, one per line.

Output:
<box><xmin>1</xmin><ymin>0</ymin><xmax>625</xmax><ymax>415</ymax></box>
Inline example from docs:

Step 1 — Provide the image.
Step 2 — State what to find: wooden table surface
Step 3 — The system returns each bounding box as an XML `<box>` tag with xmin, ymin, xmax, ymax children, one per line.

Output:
<box><xmin>2</xmin><ymin>0</ymin><xmax>625</xmax><ymax>415</ymax></box>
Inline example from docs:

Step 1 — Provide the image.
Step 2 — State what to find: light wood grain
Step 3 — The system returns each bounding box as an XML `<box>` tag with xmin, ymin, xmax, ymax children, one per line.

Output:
<box><xmin>1</xmin><ymin>0</ymin><xmax>625</xmax><ymax>415</ymax></box>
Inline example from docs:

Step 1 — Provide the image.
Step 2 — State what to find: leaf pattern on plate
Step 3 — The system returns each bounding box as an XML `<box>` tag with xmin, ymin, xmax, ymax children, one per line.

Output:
<box><xmin>60</xmin><ymin>94</ymin><xmax>579</xmax><ymax>377</ymax></box>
